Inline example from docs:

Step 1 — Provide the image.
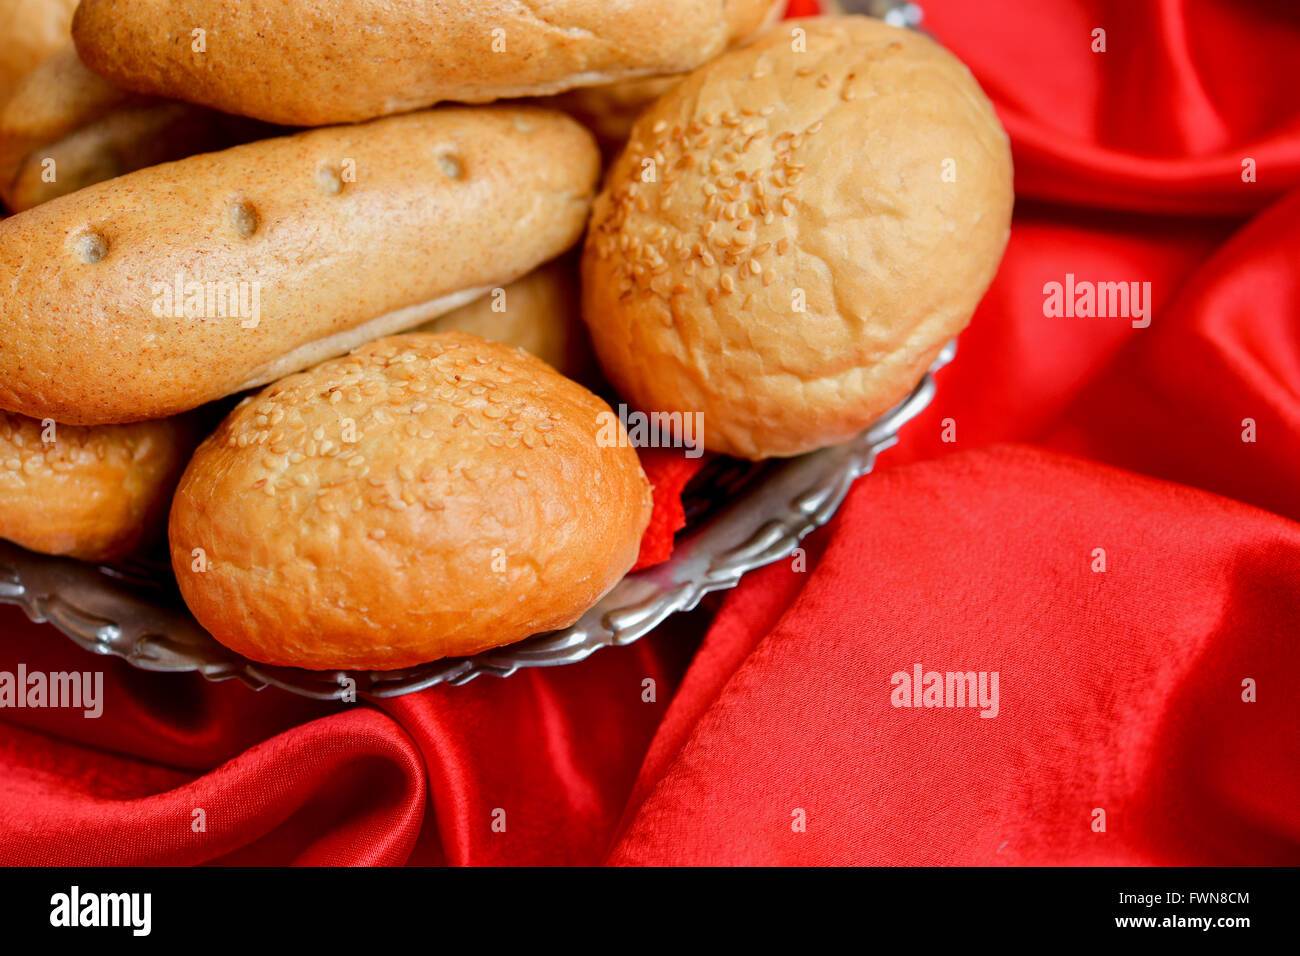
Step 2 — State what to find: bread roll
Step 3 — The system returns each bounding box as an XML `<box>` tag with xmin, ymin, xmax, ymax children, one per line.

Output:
<box><xmin>550</xmin><ymin>75</ymin><xmax>683</xmax><ymax>153</ymax></box>
<box><xmin>0</xmin><ymin>411</ymin><xmax>192</xmax><ymax>560</ymax></box>
<box><xmin>0</xmin><ymin>0</ymin><xmax>79</xmax><ymax>108</ymax></box>
<box><xmin>582</xmin><ymin>17</ymin><xmax>1014</xmax><ymax>458</ymax></box>
<box><xmin>544</xmin><ymin>1</ymin><xmax>787</xmax><ymax>153</ymax></box>
<box><xmin>0</xmin><ymin>44</ymin><xmax>259</xmax><ymax>211</ymax></box>
<box><xmin>169</xmin><ymin>332</ymin><xmax>652</xmax><ymax>670</ymax></box>
<box><xmin>416</xmin><ymin>258</ymin><xmax>592</xmax><ymax>381</ymax></box>
<box><xmin>0</xmin><ymin>105</ymin><xmax>600</xmax><ymax>426</ymax></box>
<box><xmin>72</xmin><ymin>0</ymin><xmax>786</xmax><ymax>126</ymax></box>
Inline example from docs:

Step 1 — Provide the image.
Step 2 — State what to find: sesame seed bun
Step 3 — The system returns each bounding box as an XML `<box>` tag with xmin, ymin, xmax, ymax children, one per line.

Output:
<box><xmin>0</xmin><ymin>411</ymin><xmax>193</xmax><ymax>560</ymax></box>
<box><xmin>0</xmin><ymin>105</ymin><xmax>600</xmax><ymax>426</ymax></box>
<box><xmin>72</xmin><ymin>0</ymin><xmax>787</xmax><ymax>127</ymax></box>
<box><xmin>582</xmin><ymin>16</ymin><xmax>1014</xmax><ymax>459</ymax></box>
<box><xmin>169</xmin><ymin>331</ymin><xmax>652</xmax><ymax>671</ymax></box>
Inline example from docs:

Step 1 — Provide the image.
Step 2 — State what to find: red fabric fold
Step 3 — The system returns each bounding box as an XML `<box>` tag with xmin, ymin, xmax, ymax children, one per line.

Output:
<box><xmin>2</xmin><ymin>0</ymin><xmax>1298</xmax><ymax>865</ymax></box>
<box><xmin>924</xmin><ymin>0</ymin><xmax>1300</xmax><ymax>214</ymax></box>
<box><xmin>608</xmin><ymin>445</ymin><xmax>1300</xmax><ymax>865</ymax></box>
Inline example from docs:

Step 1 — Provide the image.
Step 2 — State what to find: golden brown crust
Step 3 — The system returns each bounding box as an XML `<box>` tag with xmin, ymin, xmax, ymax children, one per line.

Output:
<box><xmin>0</xmin><ymin>0</ymin><xmax>79</xmax><ymax>109</ymax></box>
<box><xmin>0</xmin><ymin>44</ymin><xmax>246</xmax><ymax>211</ymax></box>
<box><xmin>549</xmin><ymin>75</ymin><xmax>684</xmax><ymax>151</ymax></box>
<box><xmin>72</xmin><ymin>0</ymin><xmax>786</xmax><ymax>126</ymax></box>
<box><xmin>582</xmin><ymin>16</ymin><xmax>1014</xmax><ymax>458</ymax></box>
<box><xmin>542</xmin><ymin>1</ymin><xmax>785</xmax><ymax>152</ymax></box>
<box><xmin>416</xmin><ymin>258</ymin><xmax>593</xmax><ymax>382</ymax></box>
<box><xmin>2</xmin><ymin>44</ymin><xmax>133</xmax><ymax>142</ymax></box>
<box><xmin>726</xmin><ymin>0</ymin><xmax>791</xmax><ymax>41</ymax></box>
<box><xmin>0</xmin><ymin>105</ymin><xmax>600</xmax><ymax>426</ymax></box>
<box><xmin>169</xmin><ymin>332</ymin><xmax>652</xmax><ymax>670</ymax></box>
<box><xmin>0</xmin><ymin>411</ymin><xmax>193</xmax><ymax>560</ymax></box>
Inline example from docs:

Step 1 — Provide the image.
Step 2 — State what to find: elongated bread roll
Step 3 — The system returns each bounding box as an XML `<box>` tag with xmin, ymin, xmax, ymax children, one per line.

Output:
<box><xmin>72</xmin><ymin>0</ymin><xmax>786</xmax><ymax>126</ymax></box>
<box><xmin>0</xmin><ymin>411</ymin><xmax>193</xmax><ymax>560</ymax></box>
<box><xmin>0</xmin><ymin>105</ymin><xmax>599</xmax><ymax>425</ymax></box>
<box><xmin>169</xmin><ymin>332</ymin><xmax>652</xmax><ymax>670</ymax></box>
<box><xmin>0</xmin><ymin>44</ymin><xmax>257</xmax><ymax>211</ymax></box>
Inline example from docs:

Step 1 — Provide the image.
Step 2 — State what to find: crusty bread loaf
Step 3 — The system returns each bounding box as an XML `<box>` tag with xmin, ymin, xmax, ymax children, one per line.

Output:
<box><xmin>72</xmin><ymin>0</ymin><xmax>786</xmax><ymax>126</ymax></box>
<box><xmin>169</xmin><ymin>332</ymin><xmax>652</xmax><ymax>670</ymax></box>
<box><xmin>0</xmin><ymin>0</ymin><xmax>79</xmax><ymax>108</ymax></box>
<box><xmin>416</xmin><ymin>258</ymin><xmax>593</xmax><ymax>382</ymax></box>
<box><xmin>0</xmin><ymin>44</ymin><xmax>255</xmax><ymax>211</ymax></box>
<box><xmin>582</xmin><ymin>16</ymin><xmax>1014</xmax><ymax>458</ymax></box>
<box><xmin>0</xmin><ymin>411</ymin><xmax>193</xmax><ymax>560</ymax></box>
<box><xmin>0</xmin><ymin>105</ymin><xmax>600</xmax><ymax>426</ymax></box>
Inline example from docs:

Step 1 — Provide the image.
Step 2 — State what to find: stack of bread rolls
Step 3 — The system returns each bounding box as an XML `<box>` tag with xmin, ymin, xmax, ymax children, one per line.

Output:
<box><xmin>0</xmin><ymin>1</ymin><xmax>1011</xmax><ymax>671</ymax></box>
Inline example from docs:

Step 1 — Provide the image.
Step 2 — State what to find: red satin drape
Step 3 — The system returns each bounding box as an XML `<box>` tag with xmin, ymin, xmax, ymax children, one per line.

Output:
<box><xmin>2</xmin><ymin>0</ymin><xmax>1298</xmax><ymax>865</ymax></box>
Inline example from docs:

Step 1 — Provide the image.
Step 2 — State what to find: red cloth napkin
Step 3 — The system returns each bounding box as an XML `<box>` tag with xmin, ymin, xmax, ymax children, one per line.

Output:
<box><xmin>631</xmin><ymin>448</ymin><xmax>705</xmax><ymax>570</ymax></box>
<box><xmin>2</xmin><ymin>0</ymin><xmax>1299</xmax><ymax>865</ymax></box>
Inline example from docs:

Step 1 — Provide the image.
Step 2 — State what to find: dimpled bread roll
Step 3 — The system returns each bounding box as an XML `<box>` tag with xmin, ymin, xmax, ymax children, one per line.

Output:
<box><xmin>0</xmin><ymin>0</ymin><xmax>79</xmax><ymax>108</ymax></box>
<box><xmin>0</xmin><ymin>105</ymin><xmax>600</xmax><ymax>426</ymax></box>
<box><xmin>73</xmin><ymin>0</ymin><xmax>786</xmax><ymax>126</ymax></box>
<box><xmin>416</xmin><ymin>259</ymin><xmax>593</xmax><ymax>381</ymax></box>
<box><xmin>0</xmin><ymin>45</ymin><xmax>248</xmax><ymax>211</ymax></box>
<box><xmin>0</xmin><ymin>411</ymin><xmax>192</xmax><ymax>560</ymax></box>
<box><xmin>169</xmin><ymin>332</ymin><xmax>652</xmax><ymax>670</ymax></box>
<box><xmin>582</xmin><ymin>16</ymin><xmax>1014</xmax><ymax>459</ymax></box>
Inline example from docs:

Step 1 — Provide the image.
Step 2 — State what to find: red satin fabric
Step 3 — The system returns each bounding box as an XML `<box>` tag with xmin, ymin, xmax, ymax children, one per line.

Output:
<box><xmin>2</xmin><ymin>0</ymin><xmax>1298</xmax><ymax>865</ymax></box>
